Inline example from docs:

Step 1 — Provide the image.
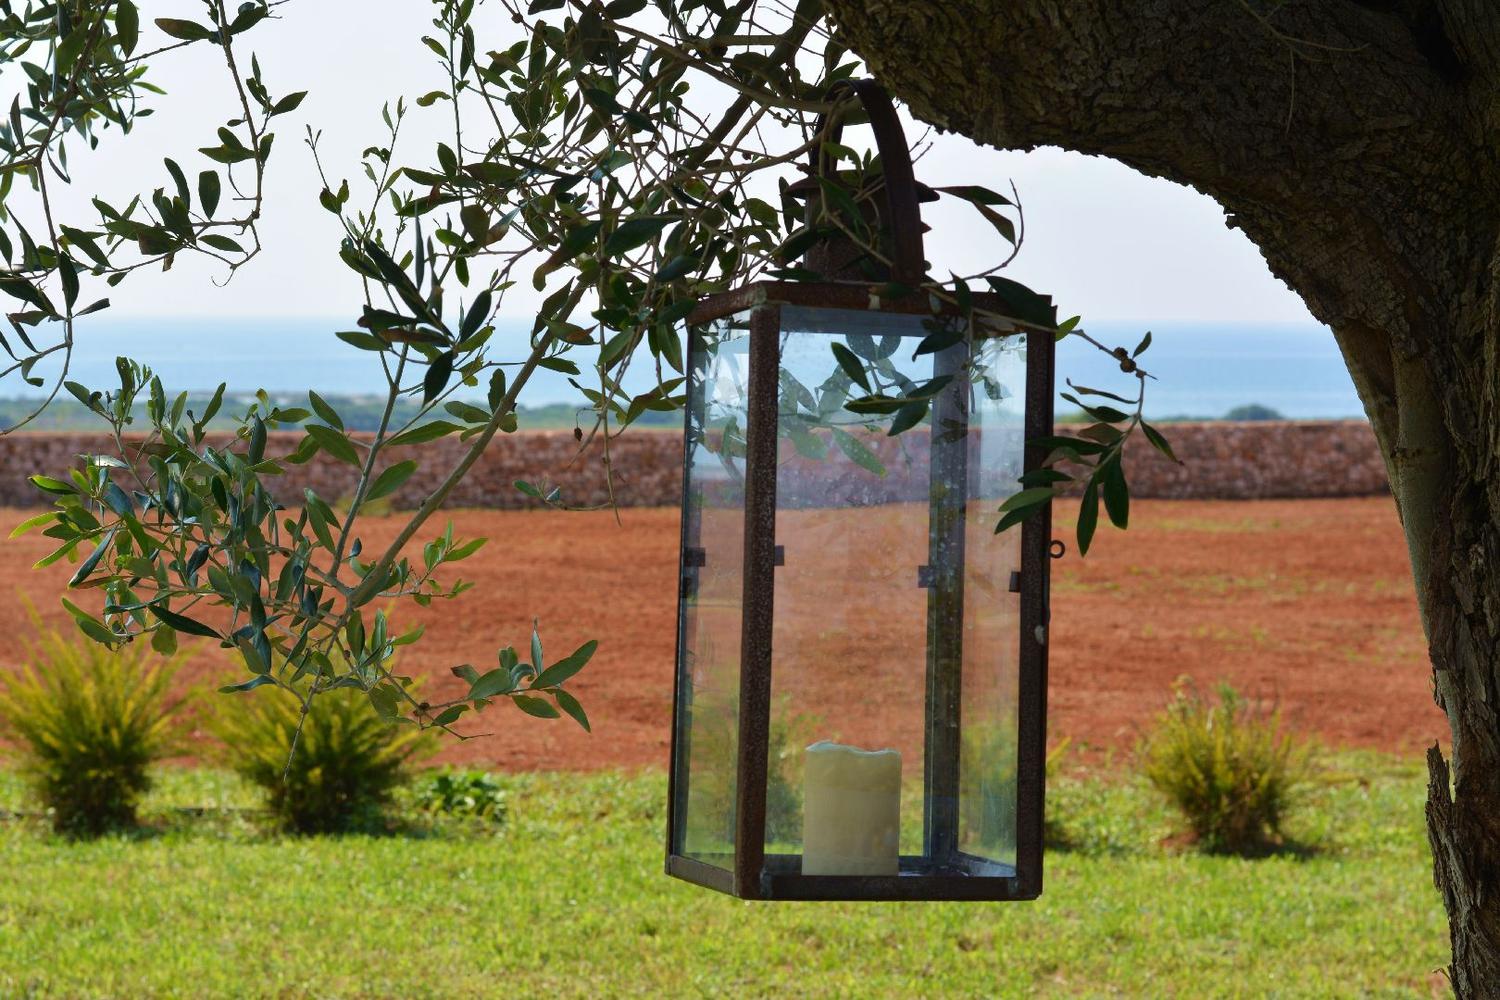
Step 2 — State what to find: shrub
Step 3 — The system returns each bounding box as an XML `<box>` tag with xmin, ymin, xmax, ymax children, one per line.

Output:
<box><xmin>682</xmin><ymin>692</ymin><xmax>817</xmax><ymax>850</ymax></box>
<box><xmin>764</xmin><ymin>698</ymin><xmax>818</xmax><ymax>843</ymax></box>
<box><xmin>959</xmin><ymin>716</ymin><xmax>1071</xmax><ymax>856</ymax></box>
<box><xmin>960</xmin><ymin>715</ymin><xmax>1019</xmax><ymax>855</ymax></box>
<box><xmin>210</xmin><ymin>682</ymin><xmax>436</xmax><ymax>834</ymax></box>
<box><xmin>0</xmin><ymin>628</ymin><xmax>181</xmax><ymax>835</ymax></box>
<box><xmin>1139</xmin><ymin>679</ymin><xmax>1311</xmax><ymax>853</ymax></box>
<box><xmin>411</xmin><ymin>768</ymin><xmax>508</xmax><ymax>823</ymax></box>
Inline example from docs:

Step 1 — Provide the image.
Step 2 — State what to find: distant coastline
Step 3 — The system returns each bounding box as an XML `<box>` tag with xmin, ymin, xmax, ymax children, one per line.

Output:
<box><xmin>0</xmin><ymin>395</ymin><xmax>680</xmax><ymax>434</ymax></box>
<box><xmin>0</xmin><ymin>393</ymin><xmax>1357</xmax><ymax>434</ymax></box>
<box><xmin>0</xmin><ymin>316</ymin><xmax>1367</xmax><ymax>424</ymax></box>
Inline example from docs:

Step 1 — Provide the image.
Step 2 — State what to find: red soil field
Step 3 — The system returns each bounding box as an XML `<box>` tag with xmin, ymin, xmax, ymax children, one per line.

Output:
<box><xmin>0</xmin><ymin>497</ymin><xmax>1446</xmax><ymax>770</ymax></box>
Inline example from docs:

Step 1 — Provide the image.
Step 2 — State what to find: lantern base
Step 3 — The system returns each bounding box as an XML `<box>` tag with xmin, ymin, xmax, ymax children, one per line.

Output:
<box><xmin>666</xmin><ymin>851</ymin><xmax>1035</xmax><ymax>902</ymax></box>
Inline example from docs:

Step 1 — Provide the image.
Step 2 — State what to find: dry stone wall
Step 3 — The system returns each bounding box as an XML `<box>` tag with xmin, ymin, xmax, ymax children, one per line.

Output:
<box><xmin>0</xmin><ymin>420</ymin><xmax>1386</xmax><ymax>509</ymax></box>
<box><xmin>0</xmin><ymin>430</ymin><xmax>683</xmax><ymax>511</ymax></box>
<box><xmin>1091</xmin><ymin>420</ymin><xmax>1389</xmax><ymax>500</ymax></box>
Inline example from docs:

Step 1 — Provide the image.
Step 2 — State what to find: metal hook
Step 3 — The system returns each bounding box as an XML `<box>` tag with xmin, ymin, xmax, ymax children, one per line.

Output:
<box><xmin>805</xmin><ymin>79</ymin><xmax>926</xmax><ymax>286</ymax></box>
<box><xmin>1048</xmin><ymin>539</ymin><xmax>1066</xmax><ymax>560</ymax></box>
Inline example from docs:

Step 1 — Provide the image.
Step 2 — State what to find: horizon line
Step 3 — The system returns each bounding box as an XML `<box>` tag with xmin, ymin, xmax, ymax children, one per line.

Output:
<box><xmin>74</xmin><ymin>313</ymin><xmax>1330</xmax><ymax>329</ymax></box>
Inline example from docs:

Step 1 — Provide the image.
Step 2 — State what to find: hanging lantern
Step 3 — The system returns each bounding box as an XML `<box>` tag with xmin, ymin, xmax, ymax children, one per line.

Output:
<box><xmin>666</xmin><ymin>80</ymin><xmax>1056</xmax><ymax>901</ymax></box>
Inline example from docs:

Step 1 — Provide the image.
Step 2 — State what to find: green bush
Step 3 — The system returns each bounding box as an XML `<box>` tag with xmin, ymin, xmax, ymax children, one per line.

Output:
<box><xmin>960</xmin><ymin>715</ymin><xmax>1019</xmax><ymax>856</ymax></box>
<box><xmin>682</xmin><ymin>692</ymin><xmax>817</xmax><ymax>851</ymax></box>
<box><xmin>1139</xmin><ymin>679</ymin><xmax>1311</xmax><ymax>853</ymax></box>
<box><xmin>960</xmin><ymin>716</ymin><xmax>1071</xmax><ymax>856</ymax></box>
<box><xmin>0</xmin><ymin>628</ymin><xmax>181</xmax><ymax>835</ymax></box>
<box><xmin>410</xmin><ymin>768</ymin><xmax>508</xmax><ymax>823</ymax></box>
<box><xmin>210</xmin><ymin>683</ymin><xmax>435</xmax><ymax>834</ymax></box>
<box><xmin>764</xmin><ymin>698</ymin><xmax>817</xmax><ymax>844</ymax></box>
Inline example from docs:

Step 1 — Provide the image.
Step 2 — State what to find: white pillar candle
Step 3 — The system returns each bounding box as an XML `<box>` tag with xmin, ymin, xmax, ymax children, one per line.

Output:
<box><xmin>801</xmin><ymin>740</ymin><xmax>902</xmax><ymax>876</ymax></box>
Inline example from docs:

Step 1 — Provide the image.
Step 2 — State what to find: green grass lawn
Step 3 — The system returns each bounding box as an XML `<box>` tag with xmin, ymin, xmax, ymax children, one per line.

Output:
<box><xmin>0</xmin><ymin>753</ymin><xmax>1446</xmax><ymax>998</ymax></box>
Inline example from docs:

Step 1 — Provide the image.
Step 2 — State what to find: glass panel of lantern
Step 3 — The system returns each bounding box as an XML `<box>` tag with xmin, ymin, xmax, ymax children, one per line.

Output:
<box><xmin>667</xmin><ymin>286</ymin><xmax>1054</xmax><ymax>901</ymax></box>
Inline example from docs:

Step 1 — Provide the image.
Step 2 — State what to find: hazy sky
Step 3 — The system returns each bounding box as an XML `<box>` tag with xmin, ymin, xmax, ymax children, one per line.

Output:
<box><xmin>45</xmin><ymin>2</ymin><xmax>1317</xmax><ymax>327</ymax></box>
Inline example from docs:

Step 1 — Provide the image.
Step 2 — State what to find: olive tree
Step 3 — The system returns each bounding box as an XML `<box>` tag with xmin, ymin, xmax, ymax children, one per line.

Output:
<box><xmin>3</xmin><ymin>0</ymin><xmax>1158</xmax><ymax>745</ymax></box>
<box><xmin>3</xmin><ymin>0</ymin><xmax>1181</xmax><ymax>941</ymax></box>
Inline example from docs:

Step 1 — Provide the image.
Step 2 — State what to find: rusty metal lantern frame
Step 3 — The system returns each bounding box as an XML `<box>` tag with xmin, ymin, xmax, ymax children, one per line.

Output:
<box><xmin>665</xmin><ymin>79</ymin><xmax>1054</xmax><ymax>901</ymax></box>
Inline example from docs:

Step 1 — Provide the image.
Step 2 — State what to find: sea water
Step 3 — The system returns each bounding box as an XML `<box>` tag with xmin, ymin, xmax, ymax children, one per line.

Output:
<box><xmin>2</xmin><ymin>315</ymin><xmax>1364</xmax><ymax>421</ymax></box>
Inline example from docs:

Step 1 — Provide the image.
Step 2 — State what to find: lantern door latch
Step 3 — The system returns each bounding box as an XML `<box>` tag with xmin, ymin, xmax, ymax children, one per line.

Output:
<box><xmin>920</xmin><ymin>564</ymin><xmax>1003</xmax><ymax>590</ymax></box>
<box><xmin>685</xmin><ymin>546</ymin><xmax>781</xmax><ymax>567</ymax></box>
<box><xmin>682</xmin><ymin>546</ymin><xmax>781</xmax><ymax>593</ymax></box>
<box><xmin>920</xmin><ymin>567</ymin><xmax>1020</xmax><ymax>592</ymax></box>
<box><xmin>682</xmin><ymin>547</ymin><xmax>705</xmax><ymax>600</ymax></box>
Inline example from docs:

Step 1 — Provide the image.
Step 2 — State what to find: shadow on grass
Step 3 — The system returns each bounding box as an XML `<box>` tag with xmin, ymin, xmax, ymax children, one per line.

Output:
<box><xmin>0</xmin><ymin>806</ymin><xmax>504</xmax><ymax>843</ymax></box>
<box><xmin>1044</xmin><ymin>815</ymin><xmax>1325</xmax><ymax>861</ymax></box>
<box><xmin>1151</xmin><ymin>827</ymin><xmax>1326</xmax><ymax>861</ymax></box>
<box><xmin>1195</xmin><ymin>833</ymin><xmax>1324</xmax><ymax>861</ymax></box>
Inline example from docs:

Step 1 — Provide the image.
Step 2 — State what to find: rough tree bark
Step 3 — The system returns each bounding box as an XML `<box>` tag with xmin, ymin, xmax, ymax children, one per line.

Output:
<box><xmin>820</xmin><ymin>1</ymin><xmax>1500</xmax><ymax>992</ymax></box>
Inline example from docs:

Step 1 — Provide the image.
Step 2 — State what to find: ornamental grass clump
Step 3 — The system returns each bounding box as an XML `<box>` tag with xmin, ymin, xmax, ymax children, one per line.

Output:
<box><xmin>211</xmin><ymin>682</ymin><xmax>436</xmax><ymax>835</ymax></box>
<box><xmin>0</xmin><ymin>627</ymin><xmax>181</xmax><ymax>836</ymax></box>
<box><xmin>1139</xmin><ymin>679</ymin><xmax>1312</xmax><ymax>854</ymax></box>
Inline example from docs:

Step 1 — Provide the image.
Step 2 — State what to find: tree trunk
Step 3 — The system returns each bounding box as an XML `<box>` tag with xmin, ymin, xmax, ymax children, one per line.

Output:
<box><xmin>821</xmin><ymin>0</ymin><xmax>1500</xmax><ymax>992</ymax></box>
<box><xmin>1416</xmin><ymin>332</ymin><xmax>1500</xmax><ymax>997</ymax></box>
